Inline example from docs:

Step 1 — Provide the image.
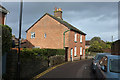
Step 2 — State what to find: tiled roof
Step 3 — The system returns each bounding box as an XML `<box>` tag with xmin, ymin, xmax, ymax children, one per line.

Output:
<box><xmin>26</xmin><ymin>13</ymin><xmax>86</xmax><ymax>35</ymax></box>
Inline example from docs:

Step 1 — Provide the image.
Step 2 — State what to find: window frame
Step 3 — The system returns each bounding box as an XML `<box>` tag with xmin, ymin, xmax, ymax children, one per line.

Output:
<box><xmin>31</xmin><ymin>32</ymin><xmax>35</xmax><ymax>39</ymax></box>
<box><xmin>80</xmin><ymin>34</ymin><xmax>82</xmax><ymax>43</ymax></box>
<box><xmin>74</xmin><ymin>46</ymin><xmax>77</xmax><ymax>56</ymax></box>
<box><xmin>44</xmin><ymin>33</ymin><xmax>46</xmax><ymax>38</ymax></box>
<box><xmin>80</xmin><ymin>47</ymin><xmax>82</xmax><ymax>55</ymax></box>
<box><xmin>74</xmin><ymin>32</ymin><xmax>77</xmax><ymax>42</ymax></box>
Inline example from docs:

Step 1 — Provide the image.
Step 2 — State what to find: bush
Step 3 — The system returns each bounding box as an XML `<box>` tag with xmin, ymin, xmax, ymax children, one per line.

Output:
<box><xmin>49</xmin><ymin>55</ymin><xmax>65</xmax><ymax>66</ymax></box>
<box><xmin>20</xmin><ymin>48</ymin><xmax>65</xmax><ymax>60</ymax></box>
<box><xmin>2</xmin><ymin>25</ymin><xmax>12</xmax><ymax>54</ymax></box>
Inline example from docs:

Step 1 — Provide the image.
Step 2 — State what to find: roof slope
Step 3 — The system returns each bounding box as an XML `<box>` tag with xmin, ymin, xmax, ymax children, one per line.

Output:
<box><xmin>26</xmin><ymin>13</ymin><xmax>86</xmax><ymax>35</ymax></box>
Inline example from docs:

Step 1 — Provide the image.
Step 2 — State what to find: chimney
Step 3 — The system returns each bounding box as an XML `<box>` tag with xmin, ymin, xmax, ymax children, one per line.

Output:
<box><xmin>54</xmin><ymin>7</ymin><xmax>62</xmax><ymax>19</ymax></box>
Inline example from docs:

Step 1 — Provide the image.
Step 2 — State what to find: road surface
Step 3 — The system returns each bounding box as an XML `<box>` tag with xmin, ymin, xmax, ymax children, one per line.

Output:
<box><xmin>37</xmin><ymin>59</ymin><xmax>97</xmax><ymax>79</ymax></box>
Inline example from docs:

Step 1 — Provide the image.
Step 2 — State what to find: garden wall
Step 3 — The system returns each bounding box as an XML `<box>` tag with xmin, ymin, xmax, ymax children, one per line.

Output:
<box><xmin>5</xmin><ymin>48</ymin><xmax>65</xmax><ymax>79</ymax></box>
<box><xmin>111</xmin><ymin>40</ymin><xmax>120</xmax><ymax>55</ymax></box>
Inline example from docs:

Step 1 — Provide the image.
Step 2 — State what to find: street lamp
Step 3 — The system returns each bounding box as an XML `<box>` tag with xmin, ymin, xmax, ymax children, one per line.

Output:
<box><xmin>18</xmin><ymin>0</ymin><xmax>23</xmax><ymax>79</ymax></box>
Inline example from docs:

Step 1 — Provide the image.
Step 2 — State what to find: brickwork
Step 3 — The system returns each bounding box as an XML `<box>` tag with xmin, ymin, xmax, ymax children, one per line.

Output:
<box><xmin>26</xmin><ymin>10</ymin><xmax>86</xmax><ymax>61</ymax></box>
<box><xmin>26</xmin><ymin>15</ymin><xmax>69</xmax><ymax>49</ymax></box>
<box><xmin>111</xmin><ymin>40</ymin><xmax>120</xmax><ymax>55</ymax></box>
<box><xmin>0</xmin><ymin>12</ymin><xmax>5</xmax><ymax>25</ymax></box>
<box><xmin>68</xmin><ymin>30</ymin><xmax>85</xmax><ymax>61</ymax></box>
<box><xmin>6</xmin><ymin>50</ymin><xmax>18</xmax><ymax>80</ymax></box>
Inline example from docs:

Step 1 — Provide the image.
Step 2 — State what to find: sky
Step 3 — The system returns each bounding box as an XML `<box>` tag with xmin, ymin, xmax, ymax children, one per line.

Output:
<box><xmin>1</xmin><ymin>2</ymin><xmax>118</xmax><ymax>42</ymax></box>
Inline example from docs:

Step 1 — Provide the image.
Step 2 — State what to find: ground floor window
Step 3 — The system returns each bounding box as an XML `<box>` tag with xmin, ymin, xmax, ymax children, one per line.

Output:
<box><xmin>74</xmin><ymin>46</ymin><xmax>77</xmax><ymax>56</ymax></box>
<box><xmin>80</xmin><ymin>47</ymin><xmax>82</xmax><ymax>55</ymax></box>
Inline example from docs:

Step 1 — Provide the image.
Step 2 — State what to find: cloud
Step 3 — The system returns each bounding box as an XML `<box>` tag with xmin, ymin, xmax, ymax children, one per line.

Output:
<box><xmin>2</xmin><ymin>2</ymin><xmax>118</xmax><ymax>41</ymax></box>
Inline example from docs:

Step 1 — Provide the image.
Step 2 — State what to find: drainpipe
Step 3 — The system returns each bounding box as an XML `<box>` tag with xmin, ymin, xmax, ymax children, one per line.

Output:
<box><xmin>63</xmin><ymin>30</ymin><xmax>70</xmax><ymax>49</ymax></box>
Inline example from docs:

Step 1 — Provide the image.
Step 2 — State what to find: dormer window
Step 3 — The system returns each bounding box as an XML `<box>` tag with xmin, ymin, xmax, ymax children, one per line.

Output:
<box><xmin>31</xmin><ymin>32</ymin><xmax>35</xmax><ymax>38</ymax></box>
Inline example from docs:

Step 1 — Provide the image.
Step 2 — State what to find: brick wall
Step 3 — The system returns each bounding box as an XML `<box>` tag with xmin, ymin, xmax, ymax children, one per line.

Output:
<box><xmin>26</xmin><ymin>14</ymin><xmax>86</xmax><ymax>61</ymax></box>
<box><xmin>0</xmin><ymin>12</ymin><xmax>5</xmax><ymax>25</ymax></box>
<box><xmin>5</xmin><ymin>50</ymin><xmax>65</xmax><ymax>79</ymax></box>
<box><xmin>26</xmin><ymin>15</ymin><xmax>69</xmax><ymax>49</ymax></box>
<box><xmin>111</xmin><ymin>40</ymin><xmax>120</xmax><ymax>55</ymax></box>
<box><xmin>6</xmin><ymin>50</ymin><xmax>18</xmax><ymax>80</ymax></box>
<box><xmin>68</xmin><ymin>30</ymin><xmax>85</xmax><ymax>61</ymax></box>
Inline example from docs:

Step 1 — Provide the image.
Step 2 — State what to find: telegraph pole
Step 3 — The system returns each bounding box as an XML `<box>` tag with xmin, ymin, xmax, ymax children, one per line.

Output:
<box><xmin>18</xmin><ymin>0</ymin><xmax>23</xmax><ymax>79</ymax></box>
<box><xmin>112</xmin><ymin>36</ymin><xmax>113</xmax><ymax>42</ymax></box>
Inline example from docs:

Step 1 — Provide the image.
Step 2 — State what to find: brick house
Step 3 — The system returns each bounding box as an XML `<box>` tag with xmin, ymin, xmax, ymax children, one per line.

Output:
<box><xmin>26</xmin><ymin>8</ymin><xmax>86</xmax><ymax>61</ymax></box>
<box><xmin>0</xmin><ymin>5</ymin><xmax>9</xmax><ymax>25</ymax></box>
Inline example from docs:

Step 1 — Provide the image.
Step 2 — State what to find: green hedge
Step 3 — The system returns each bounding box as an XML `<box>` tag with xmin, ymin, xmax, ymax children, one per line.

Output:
<box><xmin>20</xmin><ymin>48</ymin><xmax>65</xmax><ymax>60</ymax></box>
<box><xmin>1</xmin><ymin>24</ymin><xmax>12</xmax><ymax>54</ymax></box>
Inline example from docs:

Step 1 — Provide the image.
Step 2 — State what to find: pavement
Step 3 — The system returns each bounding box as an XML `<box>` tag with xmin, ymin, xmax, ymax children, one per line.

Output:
<box><xmin>35</xmin><ymin>59</ymin><xmax>97</xmax><ymax>80</ymax></box>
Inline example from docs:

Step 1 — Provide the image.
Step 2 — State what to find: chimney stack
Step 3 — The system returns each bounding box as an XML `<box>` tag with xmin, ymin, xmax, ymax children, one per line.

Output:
<box><xmin>54</xmin><ymin>7</ymin><xmax>62</xmax><ymax>19</ymax></box>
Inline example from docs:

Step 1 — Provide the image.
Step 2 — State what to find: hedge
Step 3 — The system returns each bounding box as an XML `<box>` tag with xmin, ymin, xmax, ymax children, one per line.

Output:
<box><xmin>20</xmin><ymin>48</ymin><xmax>65</xmax><ymax>60</ymax></box>
<box><xmin>1</xmin><ymin>24</ymin><xmax>12</xmax><ymax>54</ymax></box>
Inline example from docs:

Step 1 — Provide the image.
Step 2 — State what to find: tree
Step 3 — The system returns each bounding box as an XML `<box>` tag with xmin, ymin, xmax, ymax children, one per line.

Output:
<box><xmin>1</xmin><ymin>25</ymin><xmax>12</xmax><ymax>54</ymax></box>
<box><xmin>88</xmin><ymin>37</ymin><xmax>107</xmax><ymax>52</ymax></box>
<box><xmin>90</xmin><ymin>37</ymin><xmax>101</xmax><ymax>45</ymax></box>
<box><xmin>88</xmin><ymin>37</ymin><xmax>112</xmax><ymax>52</ymax></box>
<box><xmin>88</xmin><ymin>41</ymin><xmax>103</xmax><ymax>52</ymax></box>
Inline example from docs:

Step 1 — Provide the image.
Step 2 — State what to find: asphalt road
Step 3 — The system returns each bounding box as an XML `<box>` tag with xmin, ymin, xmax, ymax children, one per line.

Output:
<box><xmin>37</xmin><ymin>59</ymin><xmax>97</xmax><ymax>79</ymax></box>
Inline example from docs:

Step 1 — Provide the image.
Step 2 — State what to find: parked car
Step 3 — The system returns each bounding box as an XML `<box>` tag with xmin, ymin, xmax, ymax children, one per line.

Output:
<box><xmin>96</xmin><ymin>55</ymin><xmax>120</xmax><ymax>79</ymax></box>
<box><xmin>92</xmin><ymin>53</ymin><xmax>111</xmax><ymax>72</ymax></box>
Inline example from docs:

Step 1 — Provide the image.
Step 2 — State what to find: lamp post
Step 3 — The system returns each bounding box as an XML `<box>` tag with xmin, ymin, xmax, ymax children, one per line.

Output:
<box><xmin>18</xmin><ymin>0</ymin><xmax>23</xmax><ymax>79</ymax></box>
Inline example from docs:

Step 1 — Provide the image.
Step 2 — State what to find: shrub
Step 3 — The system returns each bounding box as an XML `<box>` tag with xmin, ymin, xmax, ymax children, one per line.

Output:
<box><xmin>2</xmin><ymin>25</ymin><xmax>12</xmax><ymax>54</ymax></box>
<box><xmin>20</xmin><ymin>48</ymin><xmax>65</xmax><ymax>60</ymax></box>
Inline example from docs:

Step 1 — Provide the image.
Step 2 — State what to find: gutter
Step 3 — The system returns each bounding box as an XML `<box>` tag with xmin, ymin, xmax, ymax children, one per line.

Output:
<box><xmin>0</xmin><ymin>8</ymin><xmax>9</xmax><ymax>14</ymax></box>
<box><xmin>63</xmin><ymin>30</ymin><xmax>70</xmax><ymax>49</ymax></box>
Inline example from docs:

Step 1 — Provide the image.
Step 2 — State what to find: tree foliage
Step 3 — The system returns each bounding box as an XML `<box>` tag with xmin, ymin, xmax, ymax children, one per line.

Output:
<box><xmin>88</xmin><ymin>37</ymin><xmax>111</xmax><ymax>52</ymax></box>
<box><xmin>1</xmin><ymin>25</ymin><xmax>12</xmax><ymax>54</ymax></box>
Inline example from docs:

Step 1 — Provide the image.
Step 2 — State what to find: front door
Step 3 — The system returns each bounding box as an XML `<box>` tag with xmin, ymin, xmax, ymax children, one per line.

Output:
<box><xmin>65</xmin><ymin>47</ymin><xmax>68</xmax><ymax>62</ymax></box>
<box><xmin>71</xmin><ymin>48</ymin><xmax>73</xmax><ymax>61</ymax></box>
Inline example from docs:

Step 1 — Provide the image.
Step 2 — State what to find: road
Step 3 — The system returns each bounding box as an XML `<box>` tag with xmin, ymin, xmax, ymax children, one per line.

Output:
<box><xmin>37</xmin><ymin>59</ymin><xmax>97</xmax><ymax>79</ymax></box>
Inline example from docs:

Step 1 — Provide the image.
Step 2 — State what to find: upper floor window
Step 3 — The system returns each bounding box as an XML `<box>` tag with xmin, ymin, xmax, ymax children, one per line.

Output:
<box><xmin>31</xmin><ymin>32</ymin><xmax>35</xmax><ymax>38</ymax></box>
<box><xmin>44</xmin><ymin>33</ymin><xmax>46</xmax><ymax>38</ymax></box>
<box><xmin>80</xmin><ymin>34</ymin><xmax>82</xmax><ymax>42</ymax></box>
<box><xmin>74</xmin><ymin>32</ymin><xmax>77</xmax><ymax>42</ymax></box>
<box><xmin>74</xmin><ymin>46</ymin><xmax>77</xmax><ymax>56</ymax></box>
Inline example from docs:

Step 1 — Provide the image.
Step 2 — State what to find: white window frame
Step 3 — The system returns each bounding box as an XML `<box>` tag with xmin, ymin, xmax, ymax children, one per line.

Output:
<box><xmin>74</xmin><ymin>32</ymin><xmax>77</xmax><ymax>41</ymax></box>
<box><xmin>44</xmin><ymin>33</ymin><xmax>46</xmax><ymax>38</ymax></box>
<box><xmin>80</xmin><ymin>47</ymin><xmax>82</xmax><ymax>55</ymax></box>
<box><xmin>31</xmin><ymin>32</ymin><xmax>35</xmax><ymax>38</ymax></box>
<box><xmin>80</xmin><ymin>34</ymin><xmax>82</xmax><ymax>42</ymax></box>
<box><xmin>74</xmin><ymin>46</ymin><xmax>77</xmax><ymax>56</ymax></box>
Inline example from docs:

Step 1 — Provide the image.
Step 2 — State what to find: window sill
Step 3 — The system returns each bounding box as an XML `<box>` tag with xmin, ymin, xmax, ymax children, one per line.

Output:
<box><xmin>31</xmin><ymin>38</ymin><xmax>35</xmax><ymax>39</ymax></box>
<box><xmin>74</xmin><ymin>41</ymin><xmax>77</xmax><ymax>43</ymax></box>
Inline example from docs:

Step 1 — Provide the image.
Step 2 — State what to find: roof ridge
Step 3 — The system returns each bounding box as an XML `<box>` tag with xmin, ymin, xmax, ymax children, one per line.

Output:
<box><xmin>26</xmin><ymin>13</ymin><xmax>86</xmax><ymax>35</ymax></box>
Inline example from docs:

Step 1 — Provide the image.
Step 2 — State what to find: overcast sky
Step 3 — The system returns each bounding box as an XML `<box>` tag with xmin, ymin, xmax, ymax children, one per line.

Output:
<box><xmin>1</xmin><ymin>2</ymin><xmax>118</xmax><ymax>41</ymax></box>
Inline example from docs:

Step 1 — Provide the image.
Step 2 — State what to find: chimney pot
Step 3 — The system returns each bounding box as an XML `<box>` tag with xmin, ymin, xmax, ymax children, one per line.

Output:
<box><xmin>58</xmin><ymin>8</ymin><xmax>62</xmax><ymax>11</ymax></box>
<box><xmin>54</xmin><ymin>7</ymin><xmax>63</xmax><ymax>19</ymax></box>
<box><xmin>55</xmin><ymin>7</ymin><xmax>57</xmax><ymax>11</ymax></box>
